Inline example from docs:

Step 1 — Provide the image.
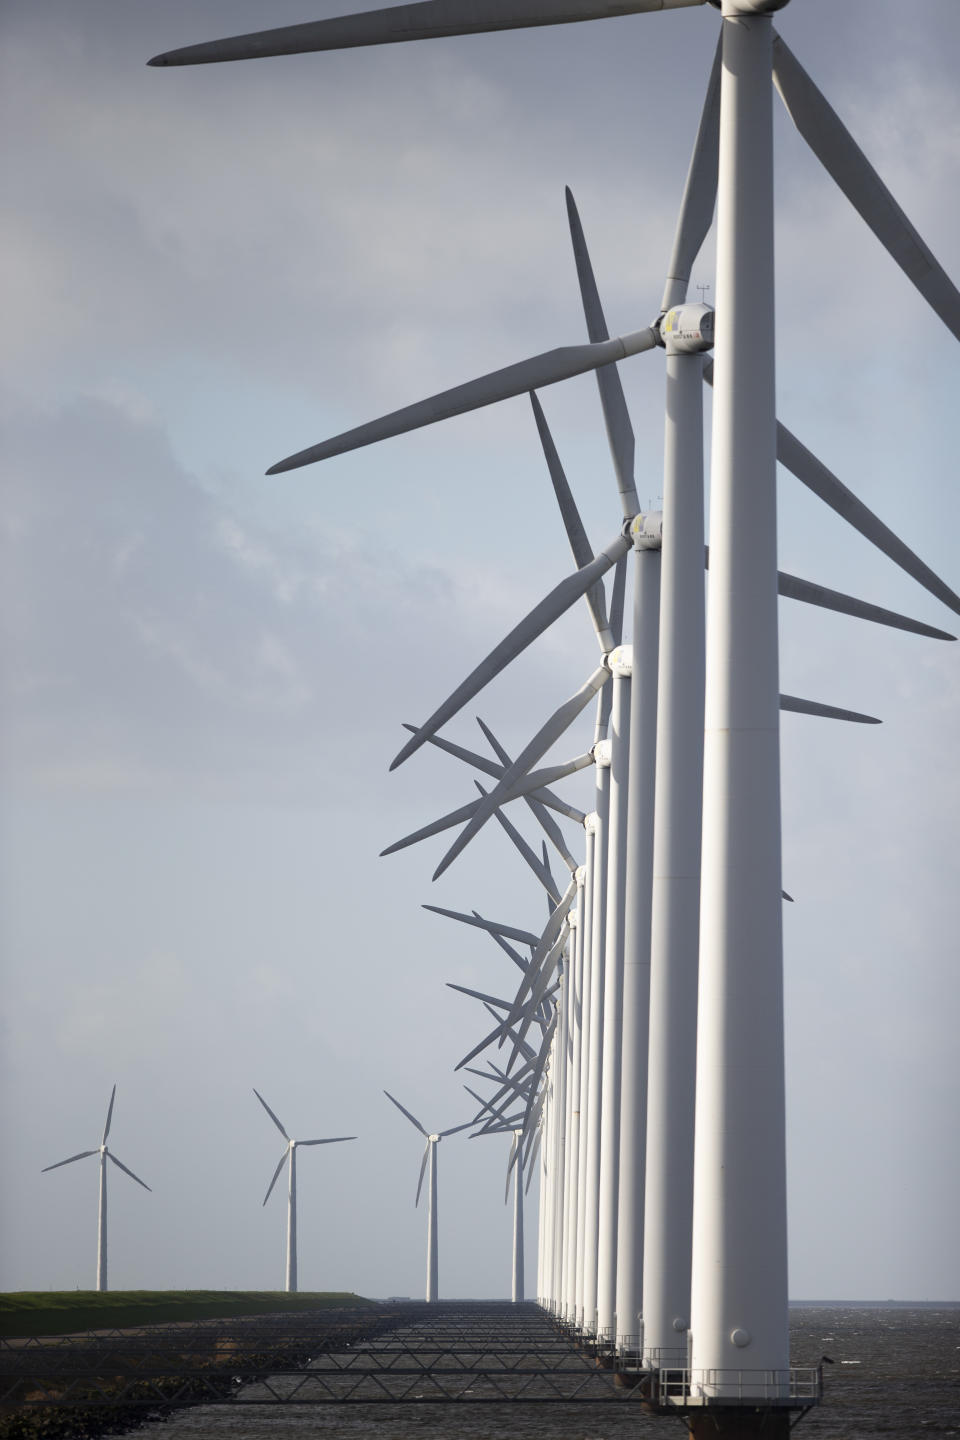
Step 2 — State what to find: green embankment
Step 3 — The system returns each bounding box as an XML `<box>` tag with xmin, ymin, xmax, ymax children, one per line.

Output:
<box><xmin>0</xmin><ymin>1290</ymin><xmax>374</xmax><ymax>1338</ymax></box>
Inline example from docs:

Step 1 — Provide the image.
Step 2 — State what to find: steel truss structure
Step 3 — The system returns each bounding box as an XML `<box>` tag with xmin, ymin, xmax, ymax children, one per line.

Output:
<box><xmin>2</xmin><ymin>1300</ymin><xmax>791</xmax><ymax>1411</ymax></box>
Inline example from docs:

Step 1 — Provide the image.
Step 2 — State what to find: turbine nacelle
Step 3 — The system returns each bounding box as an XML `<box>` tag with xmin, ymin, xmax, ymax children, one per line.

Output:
<box><xmin>659</xmin><ymin>301</ymin><xmax>715</xmax><ymax>354</ymax></box>
<box><xmin>631</xmin><ymin>511</ymin><xmax>663</xmax><ymax>550</ymax></box>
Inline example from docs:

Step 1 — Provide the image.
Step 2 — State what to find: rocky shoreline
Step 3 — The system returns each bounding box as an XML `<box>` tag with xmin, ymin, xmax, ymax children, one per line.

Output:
<box><xmin>0</xmin><ymin>1305</ymin><xmax>402</xmax><ymax>1440</ymax></box>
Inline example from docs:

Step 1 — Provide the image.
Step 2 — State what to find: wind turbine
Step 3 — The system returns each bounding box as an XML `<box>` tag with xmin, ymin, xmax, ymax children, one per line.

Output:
<box><xmin>41</xmin><ymin>1084</ymin><xmax>151</xmax><ymax>1292</ymax></box>
<box><xmin>253</xmin><ymin>1088</ymin><xmax>356</xmax><ymax>1293</ymax></box>
<box><xmin>384</xmin><ymin>1090</ymin><xmax>472</xmax><ymax>1302</ymax></box>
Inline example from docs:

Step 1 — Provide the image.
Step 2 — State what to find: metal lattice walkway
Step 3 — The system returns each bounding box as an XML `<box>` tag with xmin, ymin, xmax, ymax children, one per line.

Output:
<box><xmin>0</xmin><ymin>1301</ymin><xmax>651</xmax><ymax>1411</ymax></box>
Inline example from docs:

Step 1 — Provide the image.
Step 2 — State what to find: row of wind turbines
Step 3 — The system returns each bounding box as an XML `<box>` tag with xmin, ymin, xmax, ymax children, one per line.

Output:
<box><xmin>42</xmin><ymin>1085</ymin><xmax>353</xmax><ymax>1294</ymax></box>
<box><xmin>146</xmin><ymin>0</ymin><xmax>958</xmax><ymax>1428</ymax></box>
<box><xmin>43</xmin><ymin>1084</ymin><xmax>528</xmax><ymax>1298</ymax></box>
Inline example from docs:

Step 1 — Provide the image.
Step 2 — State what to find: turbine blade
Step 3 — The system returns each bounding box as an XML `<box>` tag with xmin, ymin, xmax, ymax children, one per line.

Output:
<box><xmin>541</xmin><ymin>842</ymin><xmax>559</xmax><ymax>909</ymax></box>
<box><xmin>149</xmin><ymin>0</ymin><xmax>707</xmax><ymax>67</ymax></box>
<box><xmin>782</xmin><ymin>890</ymin><xmax>794</xmax><ymax>902</ymax></box>
<box><xmin>772</xmin><ymin>32</ymin><xmax>960</xmax><ymax>345</ymax></box>
<box><xmin>529</xmin><ymin>392</ymin><xmax>612</xmax><ymax>645</ymax></box>
<box><xmin>477</xmin><ymin>1114</ymin><xmax>526</xmax><ymax>1136</ymax></box>
<box><xmin>457</xmin><ymin>993</ymin><xmax>544</xmax><ymax>1071</ymax></box>
<box><xmin>500</xmin><ymin>757</ymin><xmax>594</xmax><ymax>805</ymax></box>
<box><xmin>253</xmin><ymin>1088</ymin><xmax>290</xmax><ymax>1140</ymax></box>
<box><xmin>776</xmin><ymin>420</ymin><xmax>960</xmax><ymax>617</ymax></box>
<box><xmin>478</xmin><ymin>716</ymin><xmax>514</xmax><ymax>767</ymax></box>
<box><xmin>704</xmin><ymin>363</ymin><xmax>960</xmax><ymax>618</ymax></box>
<box><xmin>41</xmin><ymin>1150</ymin><xmax>98</xmax><ymax>1172</ymax></box>
<box><xmin>266</xmin><ymin>332</ymin><xmax>658</xmax><ymax>475</ymax></box>
<box><xmin>381</xmin><ymin>795</ymin><xmax>484</xmax><ymax>856</ymax></box>
<box><xmin>447</xmin><ymin>981</ymin><xmax>512</xmax><ymax>1010</ymax></box>
<box><xmin>432</xmin><ymin>665</ymin><xmax>610</xmax><ymax>880</ymax></box>
<box><xmin>456</xmin><ymin>1015</ymin><xmax>518</xmax><ymax>1072</ymax></box>
<box><xmin>439</xmin><ymin>1119</ymin><xmax>475</xmax><ymax>1137</ymax></box>
<box><xmin>463</xmin><ymin>1063</ymin><xmax>508</xmax><ymax>1085</ymax></box>
<box><xmin>776</xmin><ymin>570</ymin><xmax>954</xmax><ymax>641</ymax></box>
<box><xmin>464</xmin><ymin>1064</ymin><xmax>530</xmax><ymax>1099</ymax></box>
<box><xmin>384</xmin><ymin>1090</ymin><xmax>428</xmax><ymax>1136</ymax></box>
<box><xmin>780</xmin><ymin>694</ymin><xmax>881</xmax><ymax>725</ymax></box>
<box><xmin>402</xmin><ymin>725</ymin><xmax>589</xmax><ymax>822</ymax></box>
<box><xmin>509</xmin><ymin>881</ymin><xmax>576</xmax><ymax>1017</ymax></box>
<box><xmin>297</xmin><ymin>1136</ymin><xmax>358</xmax><ymax>1145</ymax></box>
<box><xmin>416</xmin><ymin>1140</ymin><xmax>430</xmax><ymax>1207</ymax></box>
<box><xmin>502</xmin><ymin>941</ymin><xmax>566</xmax><ymax>1073</ymax></box>
<box><xmin>477</xmin><ymin>919</ymin><xmax>530</xmax><ymax>972</ymax></box>
<box><xmin>422</xmin><ymin>904</ymin><xmax>539</xmax><ymax>948</ymax></box>
<box><xmin>390</xmin><ymin>532</ymin><xmax>629</xmax><ymax>771</ymax></box>
<box><xmin>528</xmin><ymin>391</ymin><xmax>603</xmax><ymax>574</ymax></box>
<box><xmin>464</xmin><ymin>1084</ymin><xmax>502</xmax><ymax>1122</ymax></box>
<box><xmin>477</xmin><ymin>717</ymin><xmax>584</xmax><ymax>859</ymax></box>
<box><xmin>565</xmin><ymin>188</ymin><xmax>640</xmax><ymax>516</ymax></box>
<box><xmin>524</xmin><ymin>1097</ymin><xmax>545</xmax><ymax>1148</ymax></box>
<box><xmin>519</xmin><ymin>1012</ymin><xmax>558</xmax><ymax>1128</ymax></box>
<box><xmin>101</xmin><ymin>1085</ymin><xmax>117</xmax><ymax>1145</ymax></box>
<box><xmin>525</xmin><ymin>795</ymin><xmax>580</xmax><ymax>869</ymax></box>
<box><xmin>106</xmin><ymin>1152</ymin><xmax>152</xmax><ymax>1192</ymax></box>
<box><xmin>381</xmin><ymin>770</ymin><xmax>589</xmax><ymax>861</ymax></box>
<box><xmin>501</xmin><ymin>1021</ymin><xmax>538</xmax><ymax>1066</ymax></box>
<box><xmin>525</xmin><ymin>1126</ymin><xmax>543</xmax><ymax>1192</ymax></box>
<box><xmin>660</xmin><ymin>35</ymin><xmax>721</xmax><ymax>311</ymax></box>
<box><xmin>488</xmin><ymin>787</ymin><xmax>562</xmax><ymax>902</ymax></box>
<box><xmin>510</xmin><ymin>920</ymin><xmax>568</xmax><ymax>1030</ymax></box>
<box><xmin>405</xmin><ymin>727</ymin><xmax>504</xmax><ymax>780</ymax></box>
<box><xmin>263</xmin><ymin>1150</ymin><xmax>288</xmax><ymax>1206</ymax></box>
<box><xmin>704</xmin><ymin>546</ymin><xmax>954</xmax><ymax>640</ymax></box>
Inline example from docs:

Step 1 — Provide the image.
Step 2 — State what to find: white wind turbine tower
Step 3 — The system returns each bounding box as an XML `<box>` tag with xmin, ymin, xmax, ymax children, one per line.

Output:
<box><xmin>506</xmin><ymin>1129</ymin><xmax>526</xmax><ymax>1302</ymax></box>
<box><xmin>41</xmin><ymin>1084</ymin><xmax>151</xmax><ymax>1292</ymax></box>
<box><xmin>384</xmin><ymin>1090</ymin><xmax>472</xmax><ymax>1303</ymax></box>
<box><xmin>254</xmin><ymin>1088</ymin><xmax>356</xmax><ymax>1294</ymax></box>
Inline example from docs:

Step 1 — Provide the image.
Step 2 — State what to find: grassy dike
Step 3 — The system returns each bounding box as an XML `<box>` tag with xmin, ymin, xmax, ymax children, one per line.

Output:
<box><xmin>0</xmin><ymin>1290</ymin><xmax>375</xmax><ymax>1338</ymax></box>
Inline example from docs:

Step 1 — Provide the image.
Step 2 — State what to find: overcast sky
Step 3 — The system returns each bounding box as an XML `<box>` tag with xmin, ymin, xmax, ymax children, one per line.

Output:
<box><xmin>1</xmin><ymin>0</ymin><xmax>958</xmax><ymax>1306</ymax></box>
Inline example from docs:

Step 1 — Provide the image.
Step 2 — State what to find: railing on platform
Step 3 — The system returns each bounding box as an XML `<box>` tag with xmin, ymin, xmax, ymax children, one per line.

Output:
<box><xmin>656</xmin><ymin>1365</ymin><xmax>822</xmax><ymax>1408</ymax></box>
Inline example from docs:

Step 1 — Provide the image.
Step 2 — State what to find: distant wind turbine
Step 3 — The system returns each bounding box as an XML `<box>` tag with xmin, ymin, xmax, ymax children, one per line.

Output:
<box><xmin>254</xmin><ymin>1088</ymin><xmax>356</xmax><ymax>1293</ymax></box>
<box><xmin>384</xmin><ymin>1090</ymin><xmax>472</xmax><ymax>1302</ymax></box>
<box><xmin>41</xmin><ymin>1084</ymin><xmax>151</xmax><ymax>1292</ymax></box>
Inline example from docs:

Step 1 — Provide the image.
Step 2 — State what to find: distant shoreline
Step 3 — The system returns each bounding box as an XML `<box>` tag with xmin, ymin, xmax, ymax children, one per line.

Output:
<box><xmin>0</xmin><ymin>1290</ymin><xmax>375</xmax><ymax>1339</ymax></box>
<box><xmin>790</xmin><ymin>1298</ymin><xmax>960</xmax><ymax>1308</ymax></box>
